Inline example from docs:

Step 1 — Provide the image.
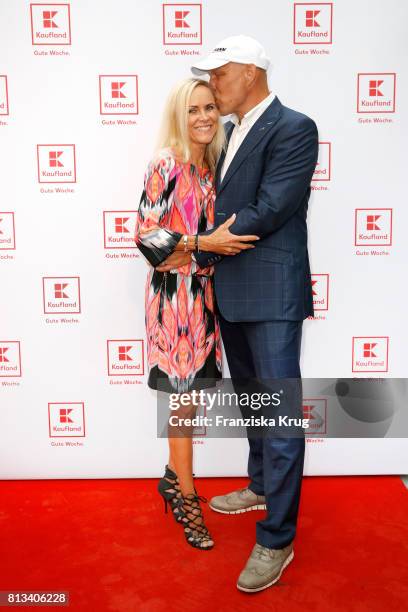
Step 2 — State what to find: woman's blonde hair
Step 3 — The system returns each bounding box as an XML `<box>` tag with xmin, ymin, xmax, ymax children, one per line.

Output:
<box><xmin>156</xmin><ymin>77</ymin><xmax>225</xmax><ymax>174</ymax></box>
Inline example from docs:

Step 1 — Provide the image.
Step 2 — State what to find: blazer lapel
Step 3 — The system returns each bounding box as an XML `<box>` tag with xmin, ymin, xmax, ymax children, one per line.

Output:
<box><xmin>217</xmin><ymin>96</ymin><xmax>283</xmax><ymax>195</ymax></box>
<box><xmin>215</xmin><ymin>121</ymin><xmax>234</xmax><ymax>191</ymax></box>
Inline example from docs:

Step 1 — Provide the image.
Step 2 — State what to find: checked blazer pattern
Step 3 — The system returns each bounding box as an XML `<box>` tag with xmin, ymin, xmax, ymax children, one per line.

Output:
<box><xmin>195</xmin><ymin>96</ymin><xmax>319</xmax><ymax>322</ymax></box>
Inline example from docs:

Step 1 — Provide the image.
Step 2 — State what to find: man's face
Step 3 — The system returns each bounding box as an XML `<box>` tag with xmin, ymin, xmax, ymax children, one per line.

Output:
<box><xmin>208</xmin><ymin>63</ymin><xmax>249</xmax><ymax>117</ymax></box>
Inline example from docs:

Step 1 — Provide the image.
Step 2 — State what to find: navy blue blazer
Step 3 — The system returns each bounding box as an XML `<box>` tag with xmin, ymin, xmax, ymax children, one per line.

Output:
<box><xmin>195</xmin><ymin>96</ymin><xmax>318</xmax><ymax>322</ymax></box>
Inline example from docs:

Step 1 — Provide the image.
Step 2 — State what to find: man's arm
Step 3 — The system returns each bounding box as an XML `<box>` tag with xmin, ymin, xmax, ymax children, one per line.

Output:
<box><xmin>226</xmin><ymin>116</ymin><xmax>318</xmax><ymax>239</ymax></box>
<box><xmin>193</xmin><ymin>117</ymin><xmax>318</xmax><ymax>268</ymax></box>
<box><xmin>156</xmin><ymin>213</ymin><xmax>258</xmax><ymax>272</ymax></box>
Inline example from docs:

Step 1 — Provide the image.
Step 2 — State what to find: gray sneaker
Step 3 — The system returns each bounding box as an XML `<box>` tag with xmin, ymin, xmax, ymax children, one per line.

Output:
<box><xmin>237</xmin><ymin>543</ymin><xmax>294</xmax><ymax>593</ymax></box>
<box><xmin>209</xmin><ymin>487</ymin><xmax>266</xmax><ymax>514</ymax></box>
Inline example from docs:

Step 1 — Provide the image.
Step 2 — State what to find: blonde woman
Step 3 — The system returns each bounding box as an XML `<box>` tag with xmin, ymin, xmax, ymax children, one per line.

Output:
<box><xmin>134</xmin><ymin>78</ymin><xmax>257</xmax><ymax>550</ymax></box>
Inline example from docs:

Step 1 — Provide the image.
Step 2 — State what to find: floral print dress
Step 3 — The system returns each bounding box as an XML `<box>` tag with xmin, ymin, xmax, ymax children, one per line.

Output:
<box><xmin>134</xmin><ymin>150</ymin><xmax>222</xmax><ymax>393</ymax></box>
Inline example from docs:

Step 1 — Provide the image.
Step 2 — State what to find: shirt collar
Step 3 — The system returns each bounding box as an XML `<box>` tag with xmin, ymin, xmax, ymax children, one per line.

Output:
<box><xmin>231</xmin><ymin>91</ymin><xmax>275</xmax><ymax>128</ymax></box>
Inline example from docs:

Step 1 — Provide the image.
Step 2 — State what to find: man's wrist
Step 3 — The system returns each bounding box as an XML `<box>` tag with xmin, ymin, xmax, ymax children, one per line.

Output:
<box><xmin>198</xmin><ymin>235</ymin><xmax>212</xmax><ymax>251</ymax></box>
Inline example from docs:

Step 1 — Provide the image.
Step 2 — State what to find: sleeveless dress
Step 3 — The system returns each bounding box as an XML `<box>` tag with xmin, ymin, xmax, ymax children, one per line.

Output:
<box><xmin>134</xmin><ymin>150</ymin><xmax>222</xmax><ymax>393</ymax></box>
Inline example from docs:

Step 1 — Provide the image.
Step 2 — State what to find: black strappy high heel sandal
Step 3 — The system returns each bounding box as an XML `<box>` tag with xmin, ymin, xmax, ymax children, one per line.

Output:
<box><xmin>157</xmin><ymin>465</ymin><xmax>185</xmax><ymax>523</ymax></box>
<box><xmin>181</xmin><ymin>494</ymin><xmax>214</xmax><ymax>550</ymax></box>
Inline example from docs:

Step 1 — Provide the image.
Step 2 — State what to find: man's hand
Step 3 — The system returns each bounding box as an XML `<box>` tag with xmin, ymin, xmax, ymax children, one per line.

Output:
<box><xmin>156</xmin><ymin>251</ymin><xmax>191</xmax><ymax>272</ymax></box>
<box><xmin>156</xmin><ymin>213</ymin><xmax>259</xmax><ymax>271</ymax></box>
<box><xmin>200</xmin><ymin>214</ymin><xmax>259</xmax><ymax>255</ymax></box>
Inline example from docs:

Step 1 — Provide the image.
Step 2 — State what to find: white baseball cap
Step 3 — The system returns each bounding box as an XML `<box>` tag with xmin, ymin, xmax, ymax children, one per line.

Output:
<box><xmin>191</xmin><ymin>35</ymin><xmax>270</xmax><ymax>75</ymax></box>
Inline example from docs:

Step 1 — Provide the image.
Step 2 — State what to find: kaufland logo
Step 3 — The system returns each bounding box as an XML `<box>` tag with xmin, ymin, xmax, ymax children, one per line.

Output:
<box><xmin>103</xmin><ymin>211</ymin><xmax>138</xmax><ymax>249</ymax></box>
<box><xmin>48</xmin><ymin>402</ymin><xmax>85</xmax><ymax>437</ymax></box>
<box><xmin>42</xmin><ymin>277</ymin><xmax>81</xmax><ymax>313</ymax></box>
<box><xmin>30</xmin><ymin>4</ymin><xmax>72</xmax><ymax>45</ymax></box>
<box><xmin>352</xmin><ymin>337</ymin><xmax>389</xmax><ymax>372</ymax></box>
<box><xmin>303</xmin><ymin>399</ymin><xmax>327</xmax><ymax>435</ymax></box>
<box><xmin>37</xmin><ymin>144</ymin><xmax>76</xmax><ymax>183</ymax></box>
<box><xmin>99</xmin><ymin>76</ymin><xmax>139</xmax><ymax>115</ymax></box>
<box><xmin>107</xmin><ymin>340</ymin><xmax>144</xmax><ymax>376</ymax></box>
<box><xmin>293</xmin><ymin>3</ymin><xmax>333</xmax><ymax>44</ymax></box>
<box><xmin>175</xmin><ymin>10</ymin><xmax>189</xmax><ymax>27</ymax></box>
<box><xmin>0</xmin><ymin>76</ymin><xmax>9</xmax><ymax>115</ymax></box>
<box><xmin>357</xmin><ymin>73</ymin><xmax>396</xmax><ymax>113</ymax></box>
<box><xmin>0</xmin><ymin>341</ymin><xmax>22</xmax><ymax>377</ymax></box>
<box><xmin>163</xmin><ymin>4</ymin><xmax>202</xmax><ymax>45</ymax></box>
<box><xmin>313</xmin><ymin>142</ymin><xmax>331</xmax><ymax>181</ymax></box>
<box><xmin>355</xmin><ymin>209</ymin><xmax>392</xmax><ymax>246</ymax></box>
<box><xmin>0</xmin><ymin>212</ymin><xmax>16</xmax><ymax>250</ymax></box>
<box><xmin>311</xmin><ymin>274</ymin><xmax>329</xmax><ymax>311</ymax></box>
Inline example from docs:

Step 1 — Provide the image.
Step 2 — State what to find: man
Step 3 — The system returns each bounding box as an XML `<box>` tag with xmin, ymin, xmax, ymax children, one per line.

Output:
<box><xmin>158</xmin><ymin>35</ymin><xmax>318</xmax><ymax>592</ymax></box>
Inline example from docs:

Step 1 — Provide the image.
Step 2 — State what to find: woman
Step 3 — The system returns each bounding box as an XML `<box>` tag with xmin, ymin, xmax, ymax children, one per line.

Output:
<box><xmin>134</xmin><ymin>78</ymin><xmax>255</xmax><ymax>550</ymax></box>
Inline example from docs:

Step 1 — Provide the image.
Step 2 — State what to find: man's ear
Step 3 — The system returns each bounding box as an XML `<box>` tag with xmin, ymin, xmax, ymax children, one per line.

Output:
<box><xmin>244</xmin><ymin>64</ymin><xmax>258</xmax><ymax>88</ymax></box>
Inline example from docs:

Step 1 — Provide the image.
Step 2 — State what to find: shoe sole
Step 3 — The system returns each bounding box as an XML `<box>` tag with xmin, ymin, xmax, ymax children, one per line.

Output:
<box><xmin>209</xmin><ymin>503</ymin><xmax>266</xmax><ymax>515</ymax></box>
<box><xmin>236</xmin><ymin>550</ymin><xmax>294</xmax><ymax>593</ymax></box>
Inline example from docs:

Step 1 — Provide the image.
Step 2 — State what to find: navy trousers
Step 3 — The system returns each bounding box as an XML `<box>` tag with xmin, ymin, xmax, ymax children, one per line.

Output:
<box><xmin>218</xmin><ymin>311</ymin><xmax>305</xmax><ymax>549</ymax></box>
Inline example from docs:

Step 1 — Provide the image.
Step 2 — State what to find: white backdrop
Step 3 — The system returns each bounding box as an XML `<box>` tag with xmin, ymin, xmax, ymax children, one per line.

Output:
<box><xmin>0</xmin><ymin>0</ymin><xmax>407</xmax><ymax>478</ymax></box>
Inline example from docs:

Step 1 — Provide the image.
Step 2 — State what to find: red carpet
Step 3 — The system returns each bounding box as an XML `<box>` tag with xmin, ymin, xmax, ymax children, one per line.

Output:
<box><xmin>0</xmin><ymin>476</ymin><xmax>407</xmax><ymax>611</ymax></box>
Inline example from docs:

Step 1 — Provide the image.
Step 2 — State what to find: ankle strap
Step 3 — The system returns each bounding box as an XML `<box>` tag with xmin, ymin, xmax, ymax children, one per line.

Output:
<box><xmin>165</xmin><ymin>465</ymin><xmax>178</xmax><ymax>480</ymax></box>
<box><xmin>184</xmin><ymin>493</ymin><xmax>207</xmax><ymax>504</ymax></box>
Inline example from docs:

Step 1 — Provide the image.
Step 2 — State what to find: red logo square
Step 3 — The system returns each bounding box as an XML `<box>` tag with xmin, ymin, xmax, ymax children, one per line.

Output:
<box><xmin>30</xmin><ymin>3</ymin><xmax>72</xmax><ymax>45</ymax></box>
<box><xmin>293</xmin><ymin>3</ymin><xmax>333</xmax><ymax>45</ymax></box>
<box><xmin>163</xmin><ymin>4</ymin><xmax>203</xmax><ymax>45</ymax></box>
<box><xmin>352</xmin><ymin>337</ymin><xmax>389</xmax><ymax>373</ymax></box>
<box><xmin>354</xmin><ymin>209</ymin><xmax>392</xmax><ymax>247</ymax></box>
<box><xmin>357</xmin><ymin>73</ymin><xmax>396</xmax><ymax>113</ymax></box>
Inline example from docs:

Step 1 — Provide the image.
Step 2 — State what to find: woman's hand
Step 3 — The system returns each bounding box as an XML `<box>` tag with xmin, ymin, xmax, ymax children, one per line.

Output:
<box><xmin>156</xmin><ymin>252</ymin><xmax>191</xmax><ymax>272</ymax></box>
<box><xmin>199</xmin><ymin>214</ymin><xmax>259</xmax><ymax>255</ymax></box>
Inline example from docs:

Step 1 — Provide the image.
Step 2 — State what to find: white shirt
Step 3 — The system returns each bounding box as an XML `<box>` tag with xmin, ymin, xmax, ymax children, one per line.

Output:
<box><xmin>220</xmin><ymin>91</ymin><xmax>276</xmax><ymax>181</ymax></box>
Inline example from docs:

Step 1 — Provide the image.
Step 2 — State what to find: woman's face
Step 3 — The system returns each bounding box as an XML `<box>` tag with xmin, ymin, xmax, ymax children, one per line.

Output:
<box><xmin>187</xmin><ymin>85</ymin><xmax>219</xmax><ymax>148</ymax></box>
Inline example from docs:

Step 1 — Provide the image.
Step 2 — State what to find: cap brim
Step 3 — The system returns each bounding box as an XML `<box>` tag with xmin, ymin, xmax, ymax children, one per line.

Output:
<box><xmin>191</xmin><ymin>57</ymin><xmax>229</xmax><ymax>76</ymax></box>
